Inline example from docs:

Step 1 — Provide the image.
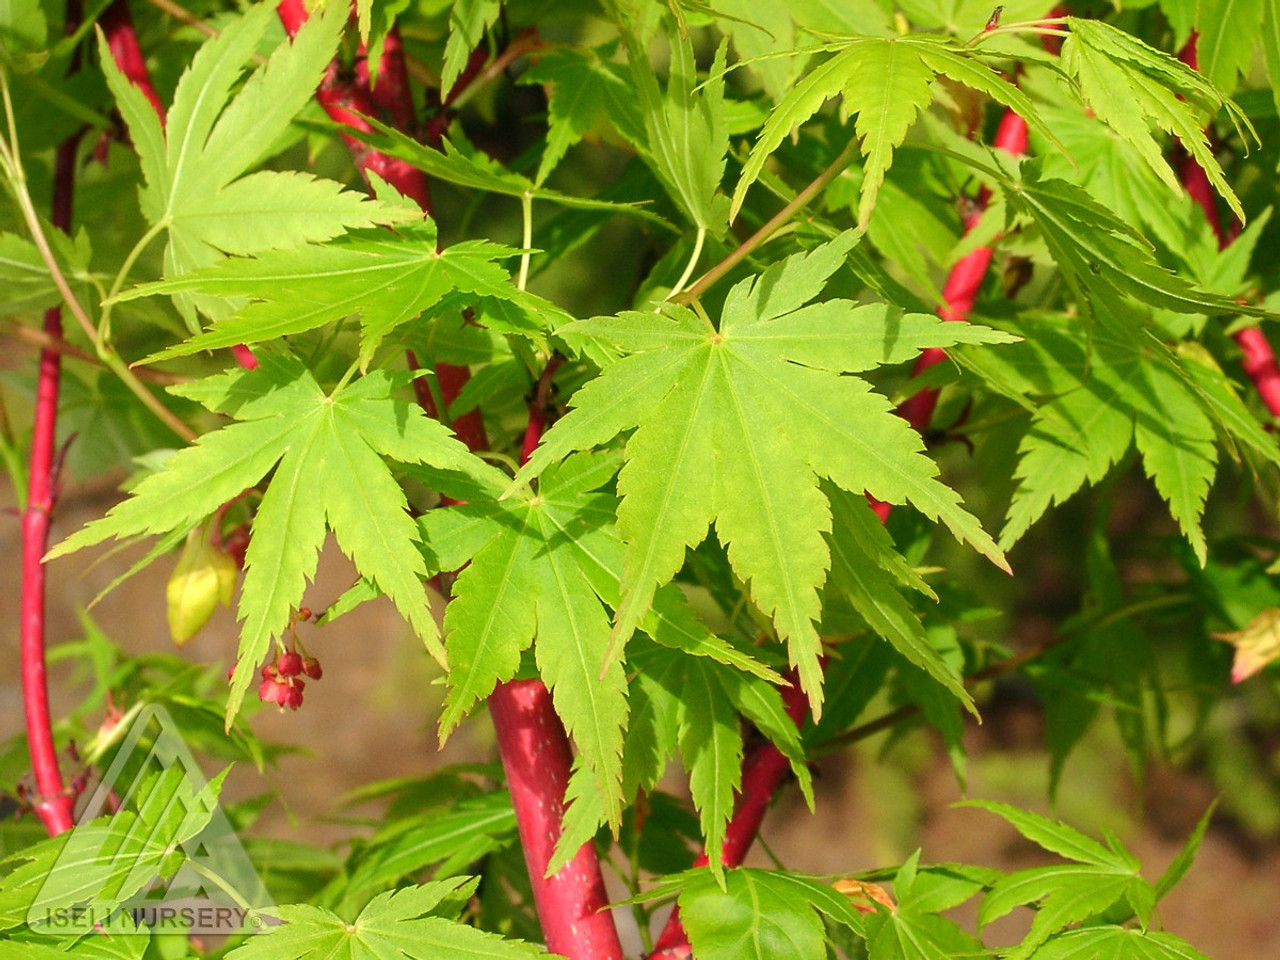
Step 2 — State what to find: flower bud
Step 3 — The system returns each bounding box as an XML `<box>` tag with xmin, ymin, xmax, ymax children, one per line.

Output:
<box><xmin>166</xmin><ymin>530</ymin><xmax>238</xmax><ymax>645</ymax></box>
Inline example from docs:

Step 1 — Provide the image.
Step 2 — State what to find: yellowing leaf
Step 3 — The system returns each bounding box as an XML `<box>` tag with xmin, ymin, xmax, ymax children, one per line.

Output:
<box><xmin>1213</xmin><ymin>608</ymin><xmax>1280</xmax><ymax>682</ymax></box>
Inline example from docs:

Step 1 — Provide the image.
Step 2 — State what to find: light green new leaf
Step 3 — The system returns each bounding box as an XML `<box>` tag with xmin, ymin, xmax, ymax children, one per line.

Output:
<box><xmin>629</xmin><ymin>867</ymin><xmax>866</xmax><ymax>958</ymax></box>
<box><xmin>626</xmin><ymin>27</ymin><xmax>730</xmax><ymax>233</ymax></box>
<box><xmin>512</xmin><ymin>232</ymin><xmax>1010</xmax><ymax>716</ymax></box>
<box><xmin>1061</xmin><ymin>17</ymin><xmax>1253</xmax><ymax>225</ymax></box>
<box><xmin>1197</xmin><ymin>0</ymin><xmax>1265</xmax><ymax>92</ymax></box>
<box><xmin>679</xmin><ymin>659</ymin><xmax>743</xmax><ymax>877</ymax></box>
<box><xmin>865</xmin><ymin>907</ymin><xmax>984</xmax><ymax>960</ymax></box>
<box><xmin>120</xmin><ymin>220</ymin><xmax>563</xmax><ymax>365</ymax></box>
<box><xmin>960</xmin><ymin>799</ymin><xmax>1152</xmax><ymax>959</ymax></box>
<box><xmin>679</xmin><ymin>868</ymin><xmax>826</xmax><ymax>959</ymax></box>
<box><xmin>441</xmin><ymin>0</ymin><xmax>501</xmax><ymax>95</ymax></box>
<box><xmin>1034</xmin><ymin>926</ymin><xmax>1212</xmax><ymax>959</ymax></box>
<box><xmin>423</xmin><ymin>460</ymin><xmax>630</xmax><ymax>825</ymax></box>
<box><xmin>47</xmin><ymin>354</ymin><xmax>498</xmax><ymax>724</ymax></box>
<box><xmin>732</xmin><ymin>36</ymin><xmax>1056</xmax><ymax>227</ymax></box>
<box><xmin>520</xmin><ymin>45</ymin><xmax>646</xmax><ymax>186</ymax></box>
<box><xmin>567</xmin><ymin>639</ymin><xmax>804</xmax><ymax>873</ymax></box>
<box><xmin>98</xmin><ymin>2</ymin><xmax>408</xmax><ymax>330</ymax></box>
<box><xmin>226</xmin><ymin>881</ymin><xmax>547</xmax><ymax>960</ymax></box>
<box><xmin>713</xmin><ymin>1</ymin><xmax>809</xmax><ymax>101</ymax></box>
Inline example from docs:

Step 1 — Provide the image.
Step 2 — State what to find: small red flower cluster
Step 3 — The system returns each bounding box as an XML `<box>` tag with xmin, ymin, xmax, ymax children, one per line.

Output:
<box><xmin>258</xmin><ymin>649</ymin><xmax>322</xmax><ymax>711</ymax></box>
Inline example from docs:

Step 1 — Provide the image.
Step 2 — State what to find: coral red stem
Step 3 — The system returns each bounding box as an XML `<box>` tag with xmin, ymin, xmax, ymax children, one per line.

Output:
<box><xmin>100</xmin><ymin>0</ymin><xmax>162</xmax><ymax>118</ymax></box>
<box><xmin>21</xmin><ymin>1</ymin><xmax>86</xmax><ymax>838</ymax></box>
<box><xmin>895</xmin><ymin>110</ymin><xmax>1029</xmax><ymax>434</ymax></box>
<box><xmin>489</xmin><ymin>680</ymin><xmax>624</xmax><ymax>959</ymax></box>
<box><xmin>276</xmin><ymin>4</ymin><xmax>621</xmax><ymax>954</ymax></box>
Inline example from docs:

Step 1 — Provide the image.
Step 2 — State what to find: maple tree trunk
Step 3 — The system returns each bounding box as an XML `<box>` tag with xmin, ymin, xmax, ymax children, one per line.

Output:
<box><xmin>489</xmin><ymin>680</ymin><xmax>624</xmax><ymax>958</ymax></box>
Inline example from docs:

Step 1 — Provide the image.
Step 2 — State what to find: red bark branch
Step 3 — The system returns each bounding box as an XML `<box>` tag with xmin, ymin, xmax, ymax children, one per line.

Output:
<box><xmin>894</xmin><ymin>109</ymin><xmax>1029</xmax><ymax>436</ymax></box>
<box><xmin>20</xmin><ymin>0</ymin><xmax>88</xmax><ymax>838</ymax></box>
<box><xmin>1178</xmin><ymin>35</ymin><xmax>1280</xmax><ymax>421</ymax></box>
<box><xmin>489</xmin><ymin>680</ymin><xmax>624</xmax><ymax>958</ymax></box>
<box><xmin>275</xmin><ymin>5</ymin><xmax>621</xmax><ymax>954</ymax></box>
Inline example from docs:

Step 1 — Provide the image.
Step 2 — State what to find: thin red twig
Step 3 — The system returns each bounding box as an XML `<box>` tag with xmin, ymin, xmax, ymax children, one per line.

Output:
<box><xmin>100</xmin><ymin>0</ymin><xmax>162</xmax><ymax>118</ymax></box>
<box><xmin>20</xmin><ymin>0</ymin><xmax>87</xmax><ymax>838</ymax></box>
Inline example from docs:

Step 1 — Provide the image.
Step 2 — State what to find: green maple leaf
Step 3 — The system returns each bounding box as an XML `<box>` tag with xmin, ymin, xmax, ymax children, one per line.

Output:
<box><xmin>424</xmin><ymin>452</ymin><xmax>780</xmax><ymax>828</ymax></box>
<box><xmin>98</xmin><ymin>2</ymin><xmax>411</xmax><ymax>331</ymax></box>
<box><xmin>732</xmin><ymin>35</ymin><xmax>1056</xmax><ymax>227</ymax></box>
<box><xmin>967</xmin><ymin>314</ymin><xmax>1242</xmax><ymax>564</ymax></box>
<box><xmin>625</xmin><ymin>25</ymin><xmax>730</xmax><ymax>234</ymax></box>
<box><xmin>225</xmin><ymin>880</ymin><xmax>546</xmax><ymax>960</ymax></box>
<box><xmin>519</xmin><ymin>44</ymin><xmax>645</xmax><ymax>186</ymax></box>
<box><xmin>510</xmin><ymin>231</ymin><xmax>1011</xmax><ymax>718</ymax></box>
<box><xmin>553</xmin><ymin>634</ymin><xmax>809</xmax><ymax>873</ymax></box>
<box><xmin>349</xmin><ymin>122</ymin><xmax>671</xmax><ymax>225</ymax></box>
<box><xmin>46</xmin><ymin>352</ymin><xmax>501</xmax><ymax>724</ymax></box>
<box><xmin>441</xmin><ymin>0</ymin><xmax>502</xmax><ymax>94</ymax></box>
<box><xmin>118</xmin><ymin>220</ymin><xmax>565</xmax><ymax>366</ymax></box>
<box><xmin>1196</xmin><ymin>0</ymin><xmax>1264</xmax><ymax>92</ymax></box>
<box><xmin>826</xmin><ymin>487</ymin><xmax>973</xmax><ymax>713</ymax></box>
<box><xmin>1003</xmin><ymin>163</ymin><xmax>1273</xmax><ymax>319</ymax></box>
<box><xmin>629</xmin><ymin>868</ymin><xmax>868</xmax><ymax>959</ymax></box>
<box><xmin>1061</xmin><ymin>17</ymin><xmax>1253</xmax><ymax>225</ymax></box>
<box><xmin>1033</xmin><ymin>926</ymin><xmax>1211</xmax><ymax>959</ymax></box>
<box><xmin>423</xmin><ymin>454</ymin><xmax>632</xmax><ymax>825</ymax></box>
<box><xmin>1265</xmin><ymin>0</ymin><xmax>1280</xmax><ymax>118</ymax></box>
<box><xmin>961</xmin><ymin>800</ymin><xmax>1156</xmax><ymax>960</ymax></box>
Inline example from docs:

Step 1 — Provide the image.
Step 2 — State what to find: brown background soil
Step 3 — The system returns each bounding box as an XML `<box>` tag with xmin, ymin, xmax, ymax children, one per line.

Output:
<box><xmin>4</xmin><ymin>479</ymin><xmax>1277</xmax><ymax>957</ymax></box>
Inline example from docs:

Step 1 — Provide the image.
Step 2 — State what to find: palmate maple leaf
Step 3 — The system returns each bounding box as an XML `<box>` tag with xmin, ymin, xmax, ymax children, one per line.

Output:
<box><xmin>46</xmin><ymin>352</ymin><xmax>503</xmax><ymax>724</ymax></box>
<box><xmin>224</xmin><ymin>880</ymin><xmax>546</xmax><ymax>960</ymax></box>
<box><xmin>99</xmin><ymin>2</ymin><xmax>411</xmax><ymax>330</ymax></box>
<box><xmin>510</xmin><ymin>231</ymin><xmax>1013</xmax><ymax>716</ymax></box>
<box><xmin>423</xmin><ymin>452</ymin><xmax>783</xmax><ymax>828</ymax></box>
